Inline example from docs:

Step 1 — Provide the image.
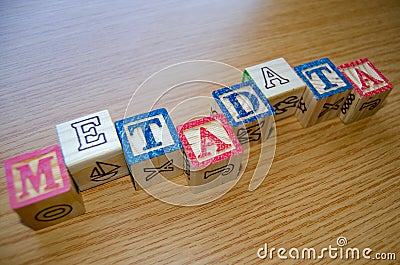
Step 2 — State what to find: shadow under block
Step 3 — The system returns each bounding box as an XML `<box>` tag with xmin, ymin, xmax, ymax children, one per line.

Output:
<box><xmin>211</xmin><ymin>80</ymin><xmax>275</xmax><ymax>147</ymax></box>
<box><xmin>56</xmin><ymin>110</ymin><xmax>129</xmax><ymax>191</ymax></box>
<box><xmin>293</xmin><ymin>58</ymin><xmax>354</xmax><ymax>128</ymax></box>
<box><xmin>243</xmin><ymin>58</ymin><xmax>306</xmax><ymax>120</ymax></box>
<box><xmin>177</xmin><ymin>114</ymin><xmax>243</xmax><ymax>191</ymax></box>
<box><xmin>4</xmin><ymin>145</ymin><xmax>85</xmax><ymax>230</ymax></box>
<box><xmin>115</xmin><ymin>108</ymin><xmax>184</xmax><ymax>190</ymax></box>
<box><xmin>337</xmin><ymin>58</ymin><xmax>393</xmax><ymax>124</ymax></box>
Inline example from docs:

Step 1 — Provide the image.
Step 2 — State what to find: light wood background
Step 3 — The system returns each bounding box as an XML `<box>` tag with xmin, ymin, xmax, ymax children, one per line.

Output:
<box><xmin>0</xmin><ymin>0</ymin><xmax>399</xmax><ymax>264</ymax></box>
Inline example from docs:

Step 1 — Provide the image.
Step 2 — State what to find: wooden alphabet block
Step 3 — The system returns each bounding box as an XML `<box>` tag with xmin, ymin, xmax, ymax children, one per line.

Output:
<box><xmin>56</xmin><ymin>110</ymin><xmax>129</xmax><ymax>191</ymax></box>
<box><xmin>177</xmin><ymin>114</ymin><xmax>243</xmax><ymax>190</ymax></box>
<box><xmin>337</xmin><ymin>58</ymin><xmax>393</xmax><ymax>124</ymax></box>
<box><xmin>293</xmin><ymin>58</ymin><xmax>354</xmax><ymax>127</ymax></box>
<box><xmin>243</xmin><ymin>58</ymin><xmax>306</xmax><ymax>120</ymax></box>
<box><xmin>211</xmin><ymin>80</ymin><xmax>275</xmax><ymax>146</ymax></box>
<box><xmin>115</xmin><ymin>108</ymin><xmax>183</xmax><ymax>190</ymax></box>
<box><xmin>4</xmin><ymin>145</ymin><xmax>85</xmax><ymax>230</ymax></box>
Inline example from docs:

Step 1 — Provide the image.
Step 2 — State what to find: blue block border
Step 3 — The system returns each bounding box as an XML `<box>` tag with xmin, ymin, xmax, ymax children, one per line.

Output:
<box><xmin>294</xmin><ymin>58</ymin><xmax>353</xmax><ymax>100</ymax></box>
<box><xmin>114</xmin><ymin>108</ymin><xmax>182</xmax><ymax>165</ymax></box>
<box><xmin>212</xmin><ymin>80</ymin><xmax>274</xmax><ymax>127</ymax></box>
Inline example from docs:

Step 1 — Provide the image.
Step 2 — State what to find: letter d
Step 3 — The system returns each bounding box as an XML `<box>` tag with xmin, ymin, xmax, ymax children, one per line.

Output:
<box><xmin>257</xmin><ymin>243</ymin><xmax>268</xmax><ymax>259</ymax></box>
<box><xmin>223</xmin><ymin>91</ymin><xmax>259</xmax><ymax>119</ymax></box>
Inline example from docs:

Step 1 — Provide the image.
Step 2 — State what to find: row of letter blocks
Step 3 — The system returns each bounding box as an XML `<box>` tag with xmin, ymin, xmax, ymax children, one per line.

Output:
<box><xmin>5</xmin><ymin>57</ymin><xmax>393</xmax><ymax>230</ymax></box>
<box><xmin>244</xmin><ymin>57</ymin><xmax>392</xmax><ymax>126</ymax></box>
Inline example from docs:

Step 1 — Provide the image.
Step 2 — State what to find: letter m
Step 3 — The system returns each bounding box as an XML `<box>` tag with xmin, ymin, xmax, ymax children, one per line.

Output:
<box><xmin>346</xmin><ymin>248</ymin><xmax>360</xmax><ymax>259</ymax></box>
<box><xmin>302</xmin><ymin>248</ymin><xmax>317</xmax><ymax>259</ymax></box>
<box><xmin>15</xmin><ymin>156</ymin><xmax>60</xmax><ymax>199</ymax></box>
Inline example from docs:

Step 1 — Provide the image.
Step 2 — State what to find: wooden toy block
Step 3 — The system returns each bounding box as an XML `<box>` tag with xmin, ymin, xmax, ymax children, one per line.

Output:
<box><xmin>211</xmin><ymin>80</ymin><xmax>275</xmax><ymax>146</ymax></box>
<box><xmin>177</xmin><ymin>114</ymin><xmax>243</xmax><ymax>191</ymax></box>
<box><xmin>337</xmin><ymin>58</ymin><xmax>393</xmax><ymax>124</ymax></box>
<box><xmin>243</xmin><ymin>58</ymin><xmax>306</xmax><ymax>120</ymax></box>
<box><xmin>115</xmin><ymin>108</ymin><xmax>183</xmax><ymax>190</ymax></box>
<box><xmin>293</xmin><ymin>58</ymin><xmax>354</xmax><ymax>128</ymax></box>
<box><xmin>56</xmin><ymin>110</ymin><xmax>129</xmax><ymax>191</ymax></box>
<box><xmin>4</xmin><ymin>145</ymin><xmax>85</xmax><ymax>230</ymax></box>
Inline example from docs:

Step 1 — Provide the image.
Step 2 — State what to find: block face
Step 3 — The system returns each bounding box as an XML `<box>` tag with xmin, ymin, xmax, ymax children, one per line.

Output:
<box><xmin>235</xmin><ymin>117</ymin><xmax>273</xmax><ymax>144</ymax></box>
<box><xmin>183</xmin><ymin>150</ymin><xmax>242</xmax><ymax>191</ymax></box>
<box><xmin>57</xmin><ymin>110</ymin><xmax>129</xmax><ymax>190</ymax></box>
<box><xmin>270</xmin><ymin>93</ymin><xmax>304</xmax><ymax>119</ymax></box>
<box><xmin>115</xmin><ymin>108</ymin><xmax>183</xmax><ymax>189</ymax></box>
<box><xmin>5</xmin><ymin>145</ymin><xmax>70</xmax><ymax>209</ymax></box>
<box><xmin>338</xmin><ymin>58</ymin><xmax>393</xmax><ymax>98</ymax></box>
<box><xmin>294</xmin><ymin>58</ymin><xmax>353</xmax><ymax>100</ymax></box>
<box><xmin>4</xmin><ymin>145</ymin><xmax>85</xmax><ymax>230</ymax></box>
<box><xmin>130</xmin><ymin>152</ymin><xmax>183</xmax><ymax>189</ymax></box>
<box><xmin>244</xmin><ymin>58</ymin><xmax>306</xmax><ymax>119</ymax></box>
<box><xmin>295</xmin><ymin>87</ymin><xmax>349</xmax><ymax>127</ymax></box>
<box><xmin>293</xmin><ymin>58</ymin><xmax>353</xmax><ymax>127</ymax></box>
<box><xmin>176</xmin><ymin>114</ymin><xmax>243</xmax><ymax>169</ymax></box>
<box><xmin>212</xmin><ymin>80</ymin><xmax>274</xmax><ymax>127</ymax></box>
<box><xmin>115</xmin><ymin>108</ymin><xmax>182</xmax><ymax>165</ymax></box>
<box><xmin>177</xmin><ymin>114</ymin><xmax>243</xmax><ymax>190</ymax></box>
<box><xmin>337</xmin><ymin>58</ymin><xmax>393</xmax><ymax>124</ymax></box>
<box><xmin>212</xmin><ymin>80</ymin><xmax>274</xmax><ymax>145</ymax></box>
<box><xmin>339</xmin><ymin>90</ymin><xmax>390</xmax><ymax>124</ymax></box>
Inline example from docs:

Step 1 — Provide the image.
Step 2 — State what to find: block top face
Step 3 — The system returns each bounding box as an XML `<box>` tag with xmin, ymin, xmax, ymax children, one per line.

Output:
<box><xmin>115</xmin><ymin>108</ymin><xmax>182</xmax><ymax>165</ymax></box>
<box><xmin>338</xmin><ymin>58</ymin><xmax>393</xmax><ymax>98</ymax></box>
<box><xmin>176</xmin><ymin>114</ymin><xmax>243</xmax><ymax>169</ymax></box>
<box><xmin>56</xmin><ymin>110</ymin><xmax>122</xmax><ymax>170</ymax></box>
<box><xmin>212</xmin><ymin>80</ymin><xmax>274</xmax><ymax>127</ymax></box>
<box><xmin>294</xmin><ymin>58</ymin><xmax>353</xmax><ymax>100</ymax></box>
<box><xmin>4</xmin><ymin>145</ymin><xmax>71</xmax><ymax>209</ymax></box>
<box><xmin>244</xmin><ymin>57</ymin><xmax>306</xmax><ymax>98</ymax></box>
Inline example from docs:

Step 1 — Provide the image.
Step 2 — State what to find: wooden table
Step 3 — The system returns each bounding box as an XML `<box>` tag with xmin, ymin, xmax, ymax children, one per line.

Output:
<box><xmin>1</xmin><ymin>1</ymin><xmax>399</xmax><ymax>264</ymax></box>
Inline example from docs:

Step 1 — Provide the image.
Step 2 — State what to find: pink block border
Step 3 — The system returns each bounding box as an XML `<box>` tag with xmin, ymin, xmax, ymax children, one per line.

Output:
<box><xmin>176</xmin><ymin>114</ymin><xmax>243</xmax><ymax>169</ymax></box>
<box><xmin>4</xmin><ymin>145</ymin><xmax>71</xmax><ymax>209</ymax></box>
<box><xmin>338</xmin><ymin>58</ymin><xmax>393</xmax><ymax>98</ymax></box>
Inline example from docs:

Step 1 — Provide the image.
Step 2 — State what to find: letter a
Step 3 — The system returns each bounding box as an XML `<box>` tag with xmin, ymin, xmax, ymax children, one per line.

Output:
<box><xmin>262</xmin><ymin>66</ymin><xmax>289</xmax><ymax>89</ymax></box>
<box><xmin>355</xmin><ymin>68</ymin><xmax>383</xmax><ymax>90</ymax></box>
<box><xmin>197</xmin><ymin>127</ymin><xmax>231</xmax><ymax>159</ymax></box>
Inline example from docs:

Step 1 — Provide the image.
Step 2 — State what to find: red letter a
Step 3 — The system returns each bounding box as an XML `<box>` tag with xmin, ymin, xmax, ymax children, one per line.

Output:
<box><xmin>355</xmin><ymin>68</ymin><xmax>382</xmax><ymax>90</ymax></box>
<box><xmin>197</xmin><ymin>127</ymin><xmax>232</xmax><ymax>159</ymax></box>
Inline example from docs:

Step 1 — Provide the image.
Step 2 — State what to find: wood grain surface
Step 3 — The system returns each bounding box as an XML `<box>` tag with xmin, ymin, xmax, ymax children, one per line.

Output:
<box><xmin>0</xmin><ymin>0</ymin><xmax>399</xmax><ymax>264</ymax></box>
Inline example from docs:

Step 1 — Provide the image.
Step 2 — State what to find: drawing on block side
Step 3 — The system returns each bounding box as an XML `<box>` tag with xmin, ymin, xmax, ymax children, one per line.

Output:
<box><xmin>90</xmin><ymin>161</ymin><xmax>121</xmax><ymax>182</ymax></box>
<box><xmin>35</xmin><ymin>204</ymin><xmax>73</xmax><ymax>222</ymax></box>
<box><xmin>143</xmin><ymin>159</ymin><xmax>175</xmax><ymax>182</ymax></box>
<box><xmin>204</xmin><ymin>164</ymin><xmax>234</xmax><ymax>180</ymax></box>
<box><xmin>359</xmin><ymin>99</ymin><xmax>381</xmax><ymax>111</ymax></box>
<box><xmin>297</xmin><ymin>97</ymin><xmax>307</xmax><ymax>113</ymax></box>
<box><xmin>318</xmin><ymin>97</ymin><xmax>345</xmax><ymax>118</ymax></box>
<box><xmin>236</xmin><ymin>121</ymin><xmax>265</xmax><ymax>144</ymax></box>
<box><xmin>273</xmin><ymin>95</ymin><xmax>300</xmax><ymax>115</ymax></box>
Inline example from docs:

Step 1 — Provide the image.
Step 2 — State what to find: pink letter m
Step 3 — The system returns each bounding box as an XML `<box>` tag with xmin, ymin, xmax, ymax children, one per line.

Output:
<box><xmin>15</xmin><ymin>156</ymin><xmax>60</xmax><ymax>199</ymax></box>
